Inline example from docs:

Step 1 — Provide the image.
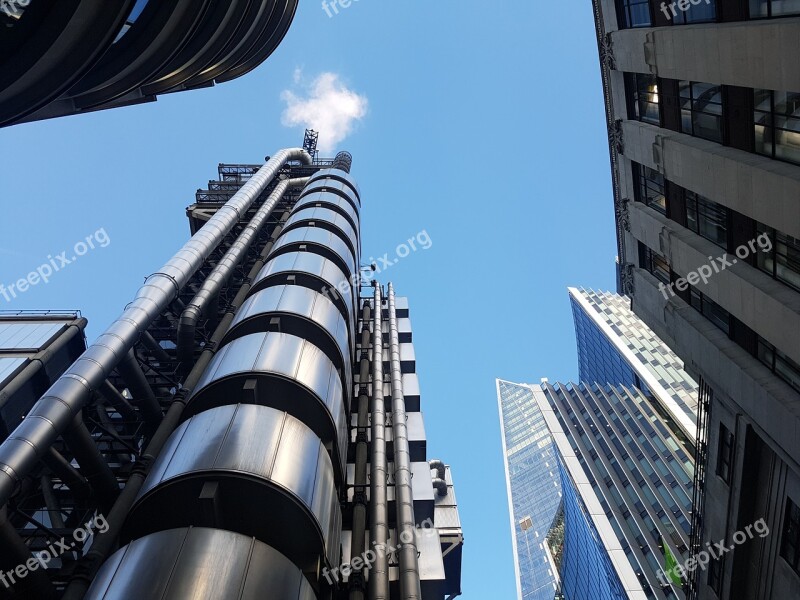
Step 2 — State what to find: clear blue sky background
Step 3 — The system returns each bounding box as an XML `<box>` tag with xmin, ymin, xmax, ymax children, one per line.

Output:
<box><xmin>0</xmin><ymin>2</ymin><xmax>615</xmax><ymax>597</ymax></box>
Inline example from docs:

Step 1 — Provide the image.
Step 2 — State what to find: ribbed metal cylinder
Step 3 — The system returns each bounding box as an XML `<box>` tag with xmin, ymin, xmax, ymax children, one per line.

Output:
<box><xmin>84</xmin><ymin>528</ymin><xmax>317</xmax><ymax>600</ymax></box>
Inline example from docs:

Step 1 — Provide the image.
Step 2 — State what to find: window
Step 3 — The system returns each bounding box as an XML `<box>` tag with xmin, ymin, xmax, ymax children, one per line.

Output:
<box><xmin>750</xmin><ymin>0</ymin><xmax>800</xmax><ymax>18</ymax></box>
<box><xmin>754</xmin><ymin>89</ymin><xmax>800</xmax><ymax>166</ymax></box>
<box><xmin>707</xmin><ymin>555</ymin><xmax>724</xmax><ymax>594</ymax></box>
<box><xmin>629</xmin><ymin>73</ymin><xmax>660</xmax><ymax>125</ymax></box>
<box><xmin>642</xmin><ymin>248</ymin><xmax>671</xmax><ymax>285</ymax></box>
<box><xmin>757</xmin><ymin>337</ymin><xmax>800</xmax><ymax>393</ymax></box>
<box><xmin>670</xmin><ymin>0</ymin><xmax>716</xmax><ymax>23</ymax></box>
<box><xmin>685</xmin><ymin>192</ymin><xmax>728</xmax><ymax>249</ymax></box>
<box><xmin>755</xmin><ymin>223</ymin><xmax>800</xmax><ymax>291</ymax></box>
<box><xmin>617</xmin><ymin>0</ymin><xmax>652</xmax><ymax>28</ymax></box>
<box><xmin>636</xmin><ymin>164</ymin><xmax>667</xmax><ymax>214</ymax></box>
<box><xmin>680</xmin><ymin>81</ymin><xmax>724</xmax><ymax>143</ymax></box>
<box><xmin>781</xmin><ymin>498</ymin><xmax>800</xmax><ymax>576</ymax></box>
<box><xmin>689</xmin><ymin>286</ymin><xmax>730</xmax><ymax>335</ymax></box>
<box><xmin>716</xmin><ymin>424</ymin><xmax>734</xmax><ymax>483</ymax></box>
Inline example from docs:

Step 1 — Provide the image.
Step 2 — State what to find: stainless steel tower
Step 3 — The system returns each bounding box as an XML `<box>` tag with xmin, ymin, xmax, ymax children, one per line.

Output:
<box><xmin>0</xmin><ymin>149</ymin><xmax>463</xmax><ymax>599</ymax></box>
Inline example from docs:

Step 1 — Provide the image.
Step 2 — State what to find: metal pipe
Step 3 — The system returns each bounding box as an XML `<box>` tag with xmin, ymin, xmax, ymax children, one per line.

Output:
<box><xmin>349</xmin><ymin>301</ymin><xmax>372</xmax><ymax>600</ymax></box>
<box><xmin>98</xmin><ymin>380</ymin><xmax>136</xmax><ymax>422</ymax></box>
<box><xmin>177</xmin><ymin>177</ymin><xmax>308</xmax><ymax>366</ymax></box>
<box><xmin>431</xmin><ymin>478</ymin><xmax>448</xmax><ymax>497</ymax></box>
<box><xmin>116</xmin><ymin>350</ymin><xmax>162</xmax><ymax>426</ymax></box>
<box><xmin>368</xmin><ymin>284</ymin><xmax>389</xmax><ymax>600</ymax></box>
<box><xmin>62</xmin><ymin>175</ymin><xmax>310</xmax><ymax>599</ymax></box>
<box><xmin>42</xmin><ymin>448</ymin><xmax>91</xmax><ymax>500</ymax></box>
<box><xmin>387</xmin><ymin>282</ymin><xmax>422</xmax><ymax>600</ymax></box>
<box><xmin>61</xmin><ymin>414</ymin><xmax>118</xmax><ymax>511</ymax></box>
<box><xmin>140</xmin><ymin>332</ymin><xmax>171</xmax><ymax>364</ymax></box>
<box><xmin>429</xmin><ymin>459</ymin><xmax>445</xmax><ymax>480</ymax></box>
<box><xmin>429</xmin><ymin>459</ymin><xmax>448</xmax><ymax>495</ymax></box>
<box><xmin>0</xmin><ymin>506</ymin><xmax>57</xmax><ymax>599</ymax></box>
<box><xmin>0</xmin><ymin>149</ymin><xmax>311</xmax><ymax>508</ymax></box>
<box><xmin>40</xmin><ymin>474</ymin><xmax>66</xmax><ymax>530</ymax></box>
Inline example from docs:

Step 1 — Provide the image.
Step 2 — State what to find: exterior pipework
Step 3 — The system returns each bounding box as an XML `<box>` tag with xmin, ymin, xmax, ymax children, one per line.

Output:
<box><xmin>350</xmin><ymin>301</ymin><xmax>372</xmax><ymax>600</ymax></box>
<box><xmin>177</xmin><ymin>176</ymin><xmax>309</xmax><ymax>366</ymax></box>
<box><xmin>369</xmin><ymin>284</ymin><xmax>389</xmax><ymax>600</ymax></box>
<box><xmin>388</xmin><ymin>282</ymin><xmax>423</xmax><ymax>600</ymax></box>
<box><xmin>0</xmin><ymin>148</ymin><xmax>311</xmax><ymax>508</ymax></box>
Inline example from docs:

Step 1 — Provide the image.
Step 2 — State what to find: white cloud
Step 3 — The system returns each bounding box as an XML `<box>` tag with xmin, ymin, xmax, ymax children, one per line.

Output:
<box><xmin>281</xmin><ymin>71</ymin><xmax>368</xmax><ymax>154</ymax></box>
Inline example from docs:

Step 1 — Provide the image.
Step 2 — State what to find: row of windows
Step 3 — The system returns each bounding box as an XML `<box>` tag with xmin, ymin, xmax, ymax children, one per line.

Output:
<box><xmin>616</xmin><ymin>0</ymin><xmax>800</xmax><ymax>29</ymax></box>
<box><xmin>627</xmin><ymin>75</ymin><xmax>800</xmax><ymax>169</ymax></box>
<box><xmin>632</xmin><ymin>162</ymin><xmax>800</xmax><ymax>294</ymax></box>
<box><xmin>639</xmin><ymin>245</ymin><xmax>800</xmax><ymax>392</ymax></box>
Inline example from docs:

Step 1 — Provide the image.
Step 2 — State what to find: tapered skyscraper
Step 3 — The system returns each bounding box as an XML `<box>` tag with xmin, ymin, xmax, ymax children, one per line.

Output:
<box><xmin>499</xmin><ymin>288</ymin><xmax>699</xmax><ymax>599</ymax></box>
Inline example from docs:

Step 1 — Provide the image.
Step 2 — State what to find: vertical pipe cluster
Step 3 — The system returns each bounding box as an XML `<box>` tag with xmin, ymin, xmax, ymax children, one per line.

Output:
<box><xmin>388</xmin><ymin>283</ymin><xmax>423</xmax><ymax>600</ymax></box>
<box><xmin>369</xmin><ymin>284</ymin><xmax>389</xmax><ymax>600</ymax></box>
<box><xmin>350</xmin><ymin>300</ymin><xmax>372</xmax><ymax>600</ymax></box>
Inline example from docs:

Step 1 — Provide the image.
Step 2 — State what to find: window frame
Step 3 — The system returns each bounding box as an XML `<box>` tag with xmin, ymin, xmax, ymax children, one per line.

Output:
<box><xmin>635</xmin><ymin>163</ymin><xmax>667</xmax><ymax>215</ymax></box>
<box><xmin>616</xmin><ymin>0</ymin><xmax>652</xmax><ymax>28</ymax></box>
<box><xmin>680</xmin><ymin>81</ymin><xmax>725</xmax><ymax>143</ymax></box>
<box><xmin>780</xmin><ymin>497</ymin><xmax>800</xmax><ymax>576</ymax></box>
<box><xmin>715</xmin><ymin>423</ymin><xmax>734</xmax><ymax>484</ymax></box>
<box><xmin>754</xmin><ymin>88</ymin><xmax>800</xmax><ymax>166</ymax></box>
<box><xmin>685</xmin><ymin>191</ymin><xmax>728</xmax><ymax>249</ymax></box>
<box><xmin>755</xmin><ymin>223</ymin><xmax>800</xmax><ymax>292</ymax></box>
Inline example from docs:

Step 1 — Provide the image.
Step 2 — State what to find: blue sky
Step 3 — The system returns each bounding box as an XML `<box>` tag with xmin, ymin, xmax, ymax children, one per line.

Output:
<box><xmin>0</xmin><ymin>2</ymin><xmax>615</xmax><ymax>597</ymax></box>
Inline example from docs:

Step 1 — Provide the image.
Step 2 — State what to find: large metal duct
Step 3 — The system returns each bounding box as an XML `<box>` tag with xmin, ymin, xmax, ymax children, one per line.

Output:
<box><xmin>0</xmin><ymin>148</ymin><xmax>311</xmax><ymax>508</ymax></box>
<box><xmin>122</xmin><ymin>404</ymin><xmax>341</xmax><ymax>580</ymax></box>
<box><xmin>307</xmin><ymin>169</ymin><xmax>361</xmax><ymax>205</ymax></box>
<box><xmin>184</xmin><ymin>332</ymin><xmax>348</xmax><ymax>478</ymax></box>
<box><xmin>294</xmin><ymin>190</ymin><xmax>361</xmax><ymax>231</ymax></box>
<box><xmin>269</xmin><ymin>226</ymin><xmax>358</xmax><ymax>282</ymax></box>
<box><xmin>177</xmin><ymin>176</ymin><xmax>309</xmax><ymax>366</ymax></box>
<box><xmin>369</xmin><ymin>284</ymin><xmax>390</xmax><ymax>600</ymax></box>
<box><xmin>388</xmin><ymin>283</ymin><xmax>423</xmax><ymax>600</ymax></box>
<box><xmin>249</xmin><ymin>251</ymin><xmax>357</xmax><ymax>338</ymax></box>
<box><xmin>282</xmin><ymin>205</ymin><xmax>361</xmax><ymax>259</ymax></box>
<box><xmin>222</xmin><ymin>284</ymin><xmax>353</xmax><ymax>391</ymax></box>
<box><xmin>84</xmin><ymin>527</ymin><xmax>316</xmax><ymax>600</ymax></box>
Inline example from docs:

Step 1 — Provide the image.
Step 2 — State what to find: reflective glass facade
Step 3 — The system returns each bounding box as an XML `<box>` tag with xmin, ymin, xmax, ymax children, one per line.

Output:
<box><xmin>497</xmin><ymin>380</ymin><xmax>562</xmax><ymax>600</ymax></box>
<box><xmin>569</xmin><ymin>288</ymin><xmax>698</xmax><ymax>432</ymax></box>
<box><xmin>558</xmin><ymin>460</ymin><xmax>628</xmax><ymax>600</ymax></box>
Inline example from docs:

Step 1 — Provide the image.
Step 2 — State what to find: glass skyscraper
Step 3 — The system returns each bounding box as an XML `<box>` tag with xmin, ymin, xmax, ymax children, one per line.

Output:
<box><xmin>569</xmin><ymin>287</ymin><xmax>698</xmax><ymax>441</ymax></box>
<box><xmin>497</xmin><ymin>379</ymin><xmax>562</xmax><ymax>600</ymax></box>
<box><xmin>498</xmin><ymin>288</ymin><xmax>700</xmax><ymax>599</ymax></box>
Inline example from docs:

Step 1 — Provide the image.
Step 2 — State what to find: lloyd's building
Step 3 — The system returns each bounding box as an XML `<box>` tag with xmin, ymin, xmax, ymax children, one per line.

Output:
<box><xmin>0</xmin><ymin>146</ymin><xmax>463</xmax><ymax>599</ymax></box>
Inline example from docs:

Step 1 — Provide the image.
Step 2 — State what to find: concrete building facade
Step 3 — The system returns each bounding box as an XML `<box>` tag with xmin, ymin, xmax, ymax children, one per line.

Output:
<box><xmin>592</xmin><ymin>1</ymin><xmax>800</xmax><ymax>597</ymax></box>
